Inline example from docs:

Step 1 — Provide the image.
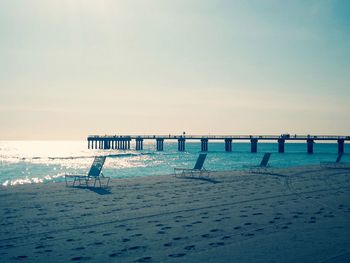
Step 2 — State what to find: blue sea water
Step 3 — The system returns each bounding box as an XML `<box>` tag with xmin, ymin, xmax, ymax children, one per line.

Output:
<box><xmin>0</xmin><ymin>140</ymin><xmax>349</xmax><ymax>186</ymax></box>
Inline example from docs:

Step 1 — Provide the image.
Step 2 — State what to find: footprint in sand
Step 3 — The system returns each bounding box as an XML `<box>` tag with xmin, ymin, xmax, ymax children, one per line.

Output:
<box><xmin>129</xmin><ymin>246</ymin><xmax>141</xmax><ymax>251</ymax></box>
<box><xmin>14</xmin><ymin>255</ymin><xmax>28</xmax><ymax>260</ymax></box>
<box><xmin>35</xmin><ymin>245</ymin><xmax>45</xmax><ymax>249</ymax></box>
<box><xmin>115</xmin><ymin>224</ymin><xmax>126</xmax><ymax>228</ymax></box>
<box><xmin>252</xmin><ymin>212</ymin><xmax>263</xmax><ymax>216</ymax></box>
<box><xmin>184</xmin><ymin>245</ymin><xmax>196</xmax><ymax>250</ymax></box>
<box><xmin>241</xmin><ymin>233</ymin><xmax>255</xmax><ymax>237</ymax></box>
<box><xmin>324</xmin><ymin>214</ymin><xmax>334</xmax><ymax>218</ymax></box>
<box><xmin>209</xmin><ymin>242</ymin><xmax>225</xmax><ymax>247</ymax></box>
<box><xmin>71</xmin><ymin>256</ymin><xmax>91</xmax><ymax>261</ymax></box>
<box><xmin>168</xmin><ymin>253</ymin><xmax>186</xmax><ymax>258</ymax></box>
<box><xmin>136</xmin><ymin>256</ymin><xmax>153</xmax><ymax>262</ymax></box>
<box><xmin>109</xmin><ymin>252</ymin><xmax>122</xmax><ymax>258</ymax></box>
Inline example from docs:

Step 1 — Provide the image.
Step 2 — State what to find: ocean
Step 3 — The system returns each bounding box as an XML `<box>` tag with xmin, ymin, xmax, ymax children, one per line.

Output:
<box><xmin>0</xmin><ymin>140</ymin><xmax>349</xmax><ymax>186</ymax></box>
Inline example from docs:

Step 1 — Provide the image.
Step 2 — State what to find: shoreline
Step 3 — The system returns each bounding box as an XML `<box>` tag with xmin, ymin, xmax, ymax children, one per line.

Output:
<box><xmin>1</xmin><ymin>165</ymin><xmax>350</xmax><ymax>262</ymax></box>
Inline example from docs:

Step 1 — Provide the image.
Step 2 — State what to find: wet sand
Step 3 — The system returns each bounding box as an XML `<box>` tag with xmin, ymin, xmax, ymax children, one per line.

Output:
<box><xmin>0</xmin><ymin>165</ymin><xmax>350</xmax><ymax>262</ymax></box>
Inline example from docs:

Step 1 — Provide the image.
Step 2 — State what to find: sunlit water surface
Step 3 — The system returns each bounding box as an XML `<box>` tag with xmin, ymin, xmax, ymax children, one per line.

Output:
<box><xmin>0</xmin><ymin>140</ymin><xmax>349</xmax><ymax>186</ymax></box>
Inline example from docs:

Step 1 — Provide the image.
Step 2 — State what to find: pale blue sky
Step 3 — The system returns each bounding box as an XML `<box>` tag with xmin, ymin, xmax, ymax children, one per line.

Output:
<box><xmin>0</xmin><ymin>0</ymin><xmax>349</xmax><ymax>139</ymax></box>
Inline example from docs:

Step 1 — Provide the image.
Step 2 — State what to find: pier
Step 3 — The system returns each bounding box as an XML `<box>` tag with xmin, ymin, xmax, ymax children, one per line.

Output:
<box><xmin>87</xmin><ymin>135</ymin><xmax>349</xmax><ymax>154</ymax></box>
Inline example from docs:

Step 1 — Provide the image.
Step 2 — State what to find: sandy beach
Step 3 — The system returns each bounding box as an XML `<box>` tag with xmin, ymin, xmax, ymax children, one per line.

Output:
<box><xmin>1</xmin><ymin>165</ymin><xmax>350</xmax><ymax>262</ymax></box>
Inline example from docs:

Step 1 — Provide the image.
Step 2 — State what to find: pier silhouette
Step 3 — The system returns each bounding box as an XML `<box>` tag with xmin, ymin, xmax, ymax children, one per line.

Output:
<box><xmin>87</xmin><ymin>134</ymin><xmax>349</xmax><ymax>154</ymax></box>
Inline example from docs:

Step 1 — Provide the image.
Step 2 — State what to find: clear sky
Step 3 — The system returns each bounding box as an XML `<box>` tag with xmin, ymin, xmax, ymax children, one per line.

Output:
<box><xmin>1</xmin><ymin>0</ymin><xmax>349</xmax><ymax>140</ymax></box>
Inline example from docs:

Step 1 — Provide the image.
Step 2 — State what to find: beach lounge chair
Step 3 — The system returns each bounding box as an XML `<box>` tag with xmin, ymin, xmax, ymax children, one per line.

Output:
<box><xmin>174</xmin><ymin>153</ymin><xmax>210</xmax><ymax>177</ymax></box>
<box><xmin>320</xmin><ymin>153</ymin><xmax>344</xmax><ymax>168</ymax></box>
<box><xmin>244</xmin><ymin>153</ymin><xmax>272</xmax><ymax>173</ymax></box>
<box><xmin>65</xmin><ymin>156</ymin><xmax>110</xmax><ymax>188</ymax></box>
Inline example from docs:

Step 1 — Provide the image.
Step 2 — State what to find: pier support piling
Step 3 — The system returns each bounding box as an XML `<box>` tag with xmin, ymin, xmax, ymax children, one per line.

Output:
<box><xmin>278</xmin><ymin>139</ymin><xmax>285</xmax><ymax>153</ymax></box>
<box><xmin>156</xmin><ymin>138</ymin><xmax>164</xmax><ymax>151</ymax></box>
<box><xmin>338</xmin><ymin>139</ymin><xmax>344</xmax><ymax>154</ymax></box>
<box><xmin>225</xmin><ymin>139</ymin><xmax>232</xmax><ymax>152</ymax></box>
<box><xmin>307</xmin><ymin>139</ymin><xmax>314</xmax><ymax>154</ymax></box>
<box><xmin>201</xmin><ymin>138</ymin><xmax>208</xmax><ymax>152</ymax></box>
<box><xmin>251</xmin><ymin>138</ymin><xmax>258</xmax><ymax>153</ymax></box>
<box><xmin>178</xmin><ymin>138</ymin><xmax>186</xmax><ymax>152</ymax></box>
<box><xmin>136</xmin><ymin>138</ymin><xmax>144</xmax><ymax>150</ymax></box>
<box><xmin>104</xmin><ymin>140</ymin><xmax>111</xmax><ymax>149</ymax></box>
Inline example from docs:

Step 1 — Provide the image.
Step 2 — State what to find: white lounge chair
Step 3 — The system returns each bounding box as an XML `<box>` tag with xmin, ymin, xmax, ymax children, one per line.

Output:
<box><xmin>174</xmin><ymin>153</ymin><xmax>210</xmax><ymax>177</ymax></box>
<box><xmin>65</xmin><ymin>156</ymin><xmax>110</xmax><ymax>188</ymax></box>
<box><xmin>244</xmin><ymin>153</ymin><xmax>272</xmax><ymax>173</ymax></box>
<box><xmin>320</xmin><ymin>153</ymin><xmax>344</xmax><ymax>168</ymax></box>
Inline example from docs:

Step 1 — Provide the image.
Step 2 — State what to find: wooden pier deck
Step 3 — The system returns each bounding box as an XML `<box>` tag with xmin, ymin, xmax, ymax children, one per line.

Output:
<box><xmin>87</xmin><ymin>135</ymin><xmax>349</xmax><ymax>154</ymax></box>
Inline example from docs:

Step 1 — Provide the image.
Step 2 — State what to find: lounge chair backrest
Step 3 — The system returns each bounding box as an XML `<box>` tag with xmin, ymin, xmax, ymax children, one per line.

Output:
<box><xmin>259</xmin><ymin>153</ymin><xmax>271</xmax><ymax>167</ymax></box>
<box><xmin>88</xmin><ymin>156</ymin><xmax>106</xmax><ymax>177</ymax></box>
<box><xmin>193</xmin><ymin>154</ymin><xmax>207</xmax><ymax>170</ymax></box>
<box><xmin>335</xmin><ymin>153</ymin><xmax>343</xmax><ymax>163</ymax></box>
